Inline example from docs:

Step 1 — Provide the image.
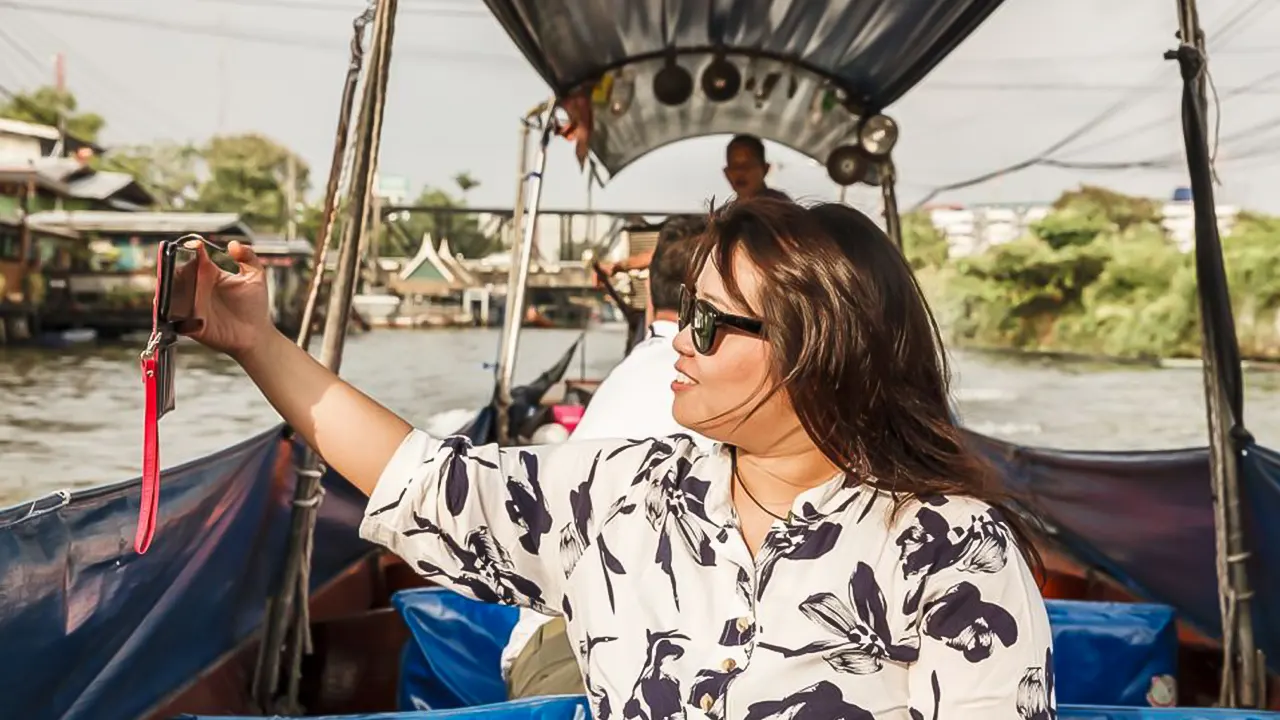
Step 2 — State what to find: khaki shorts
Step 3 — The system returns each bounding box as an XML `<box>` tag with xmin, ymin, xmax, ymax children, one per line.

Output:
<box><xmin>506</xmin><ymin>616</ymin><xmax>586</xmax><ymax>700</ymax></box>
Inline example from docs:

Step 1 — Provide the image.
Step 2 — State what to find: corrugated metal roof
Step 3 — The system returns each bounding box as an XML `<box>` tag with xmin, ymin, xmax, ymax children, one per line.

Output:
<box><xmin>27</xmin><ymin>210</ymin><xmax>253</xmax><ymax>237</ymax></box>
<box><xmin>29</xmin><ymin>157</ymin><xmax>87</xmax><ymax>183</ymax></box>
<box><xmin>0</xmin><ymin>165</ymin><xmax>70</xmax><ymax>195</ymax></box>
<box><xmin>0</xmin><ymin>158</ymin><xmax>154</xmax><ymax>207</ymax></box>
<box><xmin>252</xmin><ymin>235</ymin><xmax>314</xmax><ymax>256</ymax></box>
<box><xmin>0</xmin><ymin>119</ymin><xmax>104</xmax><ymax>154</ymax></box>
<box><xmin>65</xmin><ymin>171</ymin><xmax>138</xmax><ymax>200</ymax></box>
<box><xmin>482</xmin><ymin>0</ymin><xmax>1005</xmax><ymax>176</ymax></box>
<box><xmin>0</xmin><ymin>118</ymin><xmax>60</xmax><ymax>142</ymax></box>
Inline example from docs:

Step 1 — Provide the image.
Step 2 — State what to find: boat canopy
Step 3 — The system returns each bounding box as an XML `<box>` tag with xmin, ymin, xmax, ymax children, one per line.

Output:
<box><xmin>483</xmin><ymin>0</ymin><xmax>1005</xmax><ymax>178</ymax></box>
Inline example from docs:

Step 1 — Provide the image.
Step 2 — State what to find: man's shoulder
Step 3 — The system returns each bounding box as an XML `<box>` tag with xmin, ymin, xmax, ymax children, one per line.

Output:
<box><xmin>614</xmin><ymin>334</ymin><xmax>678</xmax><ymax>368</ymax></box>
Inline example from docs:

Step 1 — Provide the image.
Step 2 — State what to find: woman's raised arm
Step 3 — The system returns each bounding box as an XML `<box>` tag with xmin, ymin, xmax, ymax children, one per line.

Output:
<box><xmin>235</xmin><ymin>328</ymin><xmax>413</xmax><ymax>496</ymax></box>
<box><xmin>193</xmin><ymin>241</ymin><xmax>679</xmax><ymax>612</ymax></box>
<box><xmin>235</xmin><ymin>329</ymin><xmax>681</xmax><ymax>613</ymax></box>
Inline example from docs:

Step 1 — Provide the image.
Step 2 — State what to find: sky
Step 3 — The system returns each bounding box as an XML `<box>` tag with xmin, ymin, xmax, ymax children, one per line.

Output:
<box><xmin>2</xmin><ymin>0</ymin><xmax>1280</xmax><ymax>214</ymax></box>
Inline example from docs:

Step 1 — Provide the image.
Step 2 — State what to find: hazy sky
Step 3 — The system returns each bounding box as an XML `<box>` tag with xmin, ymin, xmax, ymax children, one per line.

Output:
<box><xmin>2</xmin><ymin>0</ymin><xmax>1279</xmax><ymax>213</ymax></box>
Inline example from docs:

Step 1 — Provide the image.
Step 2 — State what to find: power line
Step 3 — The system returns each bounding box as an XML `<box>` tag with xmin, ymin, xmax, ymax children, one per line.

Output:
<box><xmin>195</xmin><ymin>0</ymin><xmax>485</xmax><ymax>16</ymax></box>
<box><xmin>3</xmin><ymin>10</ymin><xmax>201</xmax><ymax>141</ymax></box>
<box><xmin>907</xmin><ymin>0</ymin><xmax>1276</xmax><ymax>209</ymax></box>
<box><xmin>924</xmin><ymin>80</ymin><xmax>1280</xmax><ymax>94</ymax></box>
<box><xmin>0</xmin><ymin>2</ymin><xmax>515</xmax><ymax>63</ymax></box>
<box><xmin>1054</xmin><ymin>66</ymin><xmax>1280</xmax><ymax>158</ymax></box>
<box><xmin>0</xmin><ymin>24</ymin><xmax>46</xmax><ymax>78</ymax></box>
<box><xmin>947</xmin><ymin>44</ymin><xmax>1280</xmax><ymax>67</ymax></box>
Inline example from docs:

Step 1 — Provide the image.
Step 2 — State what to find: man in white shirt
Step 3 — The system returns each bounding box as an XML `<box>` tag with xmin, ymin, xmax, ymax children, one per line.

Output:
<box><xmin>503</xmin><ymin>215</ymin><xmax>712</xmax><ymax>700</ymax></box>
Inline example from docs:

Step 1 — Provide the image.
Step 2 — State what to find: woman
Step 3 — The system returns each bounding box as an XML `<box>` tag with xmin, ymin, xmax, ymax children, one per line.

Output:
<box><xmin>189</xmin><ymin>197</ymin><xmax>1055</xmax><ymax>720</ymax></box>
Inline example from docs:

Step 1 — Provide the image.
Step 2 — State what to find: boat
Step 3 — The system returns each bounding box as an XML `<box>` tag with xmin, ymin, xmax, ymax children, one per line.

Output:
<box><xmin>1</xmin><ymin>0</ymin><xmax>1277</xmax><ymax>718</ymax></box>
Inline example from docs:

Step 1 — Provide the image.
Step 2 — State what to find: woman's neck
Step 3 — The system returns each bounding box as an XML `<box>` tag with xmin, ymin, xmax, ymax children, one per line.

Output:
<box><xmin>734</xmin><ymin>436</ymin><xmax>842</xmax><ymax>505</ymax></box>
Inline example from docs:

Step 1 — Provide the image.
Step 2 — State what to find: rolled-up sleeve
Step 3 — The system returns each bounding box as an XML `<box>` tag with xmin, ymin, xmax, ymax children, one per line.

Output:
<box><xmin>359</xmin><ymin>429</ymin><xmax>647</xmax><ymax>615</ymax></box>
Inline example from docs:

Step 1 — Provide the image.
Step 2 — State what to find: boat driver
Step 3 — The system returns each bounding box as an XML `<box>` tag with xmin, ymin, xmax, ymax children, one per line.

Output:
<box><xmin>600</xmin><ymin>134</ymin><xmax>789</xmax><ymax>277</ymax></box>
<box><xmin>501</xmin><ymin>214</ymin><xmax>715</xmax><ymax>701</ymax></box>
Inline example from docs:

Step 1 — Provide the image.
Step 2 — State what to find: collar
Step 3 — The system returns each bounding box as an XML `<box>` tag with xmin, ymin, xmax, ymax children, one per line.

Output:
<box><xmin>649</xmin><ymin>319</ymin><xmax>678</xmax><ymax>338</ymax></box>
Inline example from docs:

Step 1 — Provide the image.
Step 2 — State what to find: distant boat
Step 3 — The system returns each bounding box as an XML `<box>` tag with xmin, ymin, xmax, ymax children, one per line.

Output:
<box><xmin>352</xmin><ymin>292</ymin><xmax>402</xmax><ymax>323</ymax></box>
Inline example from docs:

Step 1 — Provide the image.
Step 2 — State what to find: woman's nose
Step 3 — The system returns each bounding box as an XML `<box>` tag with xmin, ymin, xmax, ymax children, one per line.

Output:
<box><xmin>672</xmin><ymin>325</ymin><xmax>695</xmax><ymax>357</ymax></box>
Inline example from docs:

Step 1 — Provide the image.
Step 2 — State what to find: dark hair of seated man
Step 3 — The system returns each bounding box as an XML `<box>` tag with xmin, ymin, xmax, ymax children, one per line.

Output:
<box><xmin>649</xmin><ymin>215</ymin><xmax>707</xmax><ymax>314</ymax></box>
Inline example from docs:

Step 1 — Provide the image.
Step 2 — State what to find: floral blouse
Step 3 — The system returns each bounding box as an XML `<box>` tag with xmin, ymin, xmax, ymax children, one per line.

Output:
<box><xmin>360</xmin><ymin>431</ymin><xmax>1057</xmax><ymax>720</ymax></box>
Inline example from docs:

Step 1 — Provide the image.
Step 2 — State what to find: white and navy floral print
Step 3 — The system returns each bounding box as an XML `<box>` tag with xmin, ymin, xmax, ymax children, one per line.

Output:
<box><xmin>361</xmin><ymin>431</ymin><xmax>1056</xmax><ymax>719</ymax></box>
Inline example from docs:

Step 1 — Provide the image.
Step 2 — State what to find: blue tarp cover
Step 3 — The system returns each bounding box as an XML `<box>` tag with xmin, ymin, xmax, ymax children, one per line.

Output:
<box><xmin>1048</xmin><ymin>600</ymin><xmax>1178</xmax><ymax>707</ymax></box>
<box><xmin>172</xmin><ymin>694</ymin><xmax>591</xmax><ymax>720</ymax></box>
<box><xmin>0</xmin><ymin>337</ymin><xmax>583</xmax><ymax>720</ymax></box>
<box><xmin>0</xmin><ymin>428</ymin><xmax>373</xmax><ymax>720</ymax></box>
<box><xmin>969</xmin><ymin>433</ymin><xmax>1280</xmax><ymax>672</ymax></box>
<box><xmin>391</xmin><ymin>588</ymin><xmax>1183</xmax><ymax>712</ymax></box>
<box><xmin>395</xmin><ymin>588</ymin><xmax>522</xmax><ymax>710</ymax></box>
<box><xmin>173</xmin><ymin>700</ymin><xmax>1280</xmax><ymax>720</ymax></box>
<box><xmin>1058</xmin><ymin>709</ymin><xmax>1280</xmax><ymax>720</ymax></box>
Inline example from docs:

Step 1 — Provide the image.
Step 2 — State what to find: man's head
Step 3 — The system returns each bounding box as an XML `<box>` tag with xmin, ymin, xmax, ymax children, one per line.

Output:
<box><xmin>724</xmin><ymin>134</ymin><xmax>770</xmax><ymax>199</ymax></box>
<box><xmin>648</xmin><ymin>215</ymin><xmax>707</xmax><ymax>318</ymax></box>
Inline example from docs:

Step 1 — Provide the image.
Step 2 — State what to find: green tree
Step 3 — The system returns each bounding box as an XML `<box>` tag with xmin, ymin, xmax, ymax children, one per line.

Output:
<box><xmin>297</xmin><ymin>198</ymin><xmax>349</xmax><ymax>249</ymax></box>
<box><xmin>190</xmin><ymin>133</ymin><xmax>310</xmax><ymax>234</ymax></box>
<box><xmin>453</xmin><ymin>171</ymin><xmax>479</xmax><ymax>198</ymax></box>
<box><xmin>900</xmin><ymin>210</ymin><xmax>949</xmax><ymax>271</ymax></box>
<box><xmin>0</xmin><ymin>86</ymin><xmax>105</xmax><ymax>142</ymax></box>
<box><xmin>97</xmin><ymin>142</ymin><xmax>200</xmax><ymax>210</ymax></box>
<box><xmin>1031</xmin><ymin>207</ymin><xmax>1112</xmax><ymax>250</ymax></box>
<box><xmin>390</xmin><ymin>182</ymin><xmax>497</xmax><ymax>259</ymax></box>
<box><xmin>1052</xmin><ymin>185</ymin><xmax>1161</xmax><ymax>231</ymax></box>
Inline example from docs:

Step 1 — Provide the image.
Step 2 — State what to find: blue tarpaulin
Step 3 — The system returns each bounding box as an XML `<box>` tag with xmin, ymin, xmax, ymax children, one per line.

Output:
<box><xmin>1058</xmin><ymin>709</ymin><xmax>1280</xmax><ymax>720</ymax></box>
<box><xmin>172</xmin><ymin>695</ymin><xmax>591</xmax><ymax>720</ymax></box>
<box><xmin>969</xmin><ymin>433</ymin><xmax>1280</xmax><ymax>672</ymax></box>
<box><xmin>0</xmin><ymin>428</ymin><xmax>374</xmax><ymax>720</ymax></box>
<box><xmin>173</xmin><ymin>700</ymin><xmax>1279</xmax><ymax>720</ymax></box>
<box><xmin>1048</xmin><ymin>600</ymin><xmax>1178</xmax><ymax>707</ymax></box>
<box><xmin>0</xmin><ymin>337</ymin><xmax>584</xmax><ymax>720</ymax></box>
<box><xmin>395</xmin><ymin>588</ymin><xmax>522</xmax><ymax>711</ymax></box>
<box><xmin>391</xmin><ymin>588</ymin><xmax>1184</xmax><ymax>711</ymax></box>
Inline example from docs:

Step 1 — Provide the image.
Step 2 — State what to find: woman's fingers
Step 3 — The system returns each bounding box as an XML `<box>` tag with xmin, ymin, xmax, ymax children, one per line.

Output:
<box><xmin>228</xmin><ymin>240</ymin><xmax>264</xmax><ymax>274</ymax></box>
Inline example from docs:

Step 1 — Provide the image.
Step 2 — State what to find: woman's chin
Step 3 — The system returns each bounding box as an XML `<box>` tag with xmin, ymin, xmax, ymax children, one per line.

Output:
<box><xmin>674</xmin><ymin>402</ymin><xmax>724</xmax><ymax>442</ymax></box>
<box><xmin>672</xmin><ymin>398</ymin><xmax>699</xmax><ymax>432</ymax></box>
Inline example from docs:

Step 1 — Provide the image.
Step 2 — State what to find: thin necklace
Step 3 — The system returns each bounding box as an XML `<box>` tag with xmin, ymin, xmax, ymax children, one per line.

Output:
<box><xmin>731</xmin><ymin>447</ymin><xmax>790</xmax><ymax>522</ymax></box>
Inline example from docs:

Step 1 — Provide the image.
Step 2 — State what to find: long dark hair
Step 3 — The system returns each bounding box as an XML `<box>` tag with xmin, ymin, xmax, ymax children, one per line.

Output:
<box><xmin>689</xmin><ymin>196</ymin><xmax>1042</xmax><ymax>571</ymax></box>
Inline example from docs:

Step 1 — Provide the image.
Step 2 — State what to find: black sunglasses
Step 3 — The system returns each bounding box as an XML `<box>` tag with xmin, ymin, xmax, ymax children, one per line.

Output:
<box><xmin>679</xmin><ymin>285</ymin><xmax>764</xmax><ymax>354</ymax></box>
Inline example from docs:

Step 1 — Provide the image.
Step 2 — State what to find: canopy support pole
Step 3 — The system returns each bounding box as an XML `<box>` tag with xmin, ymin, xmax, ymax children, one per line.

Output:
<box><xmin>495</xmin><ymin>114</ymin><xmax>554</xmax><ymax>445</ymax></box>
<box><xmin>880</xmin><ymin>162</ymin><xmax>903</xmax><ymax>249</ymax></box>
<box><xmin>250</xmin><ymin>0</ymin><xmax>398</xmax><ymax>714</ymax></box>
<box><xmin>295</xmin><ymin>8</ymin><xmax>373</xmax><ymax>351</ymax></box>
<box><xmin>1167</xmin><ymin>0</ymin><xmax>1261</xmax><ymax>707</ymax></box>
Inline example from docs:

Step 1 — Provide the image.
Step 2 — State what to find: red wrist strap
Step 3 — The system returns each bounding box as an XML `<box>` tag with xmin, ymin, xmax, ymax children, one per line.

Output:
<box><xmin>137</xmin><ymin>348</ymin><xmax>160</xmax><ymax>554</ymax></box>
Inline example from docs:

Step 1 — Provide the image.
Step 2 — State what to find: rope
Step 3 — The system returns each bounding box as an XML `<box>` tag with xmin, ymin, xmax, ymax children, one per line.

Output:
<box><xmin>295</xmin><ymin>2</ymin><xmax>377</xmax><ymax>350</ymax></box>
<box><xmin>278</xmin><ymin>0</ymin><xmax>399</xmax><ymax>710</ymax></box>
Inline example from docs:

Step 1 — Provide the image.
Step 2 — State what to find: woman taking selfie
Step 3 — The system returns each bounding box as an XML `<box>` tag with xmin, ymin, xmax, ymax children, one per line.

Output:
<box><xmin>189</xmin><ymin>197</ymin><xmax>1054</xmax><ymax>719</ymax></box>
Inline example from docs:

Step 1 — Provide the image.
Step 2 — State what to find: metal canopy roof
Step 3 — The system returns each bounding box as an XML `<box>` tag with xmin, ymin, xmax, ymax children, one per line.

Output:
<box><xmin>482</xmin><ymin>0</ymin><xmax>1006</xmax><ymax>176</ymax></box>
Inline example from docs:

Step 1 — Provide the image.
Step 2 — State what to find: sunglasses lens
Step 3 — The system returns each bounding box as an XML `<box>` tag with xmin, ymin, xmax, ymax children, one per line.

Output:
<box><xmin>692</xmin><ymin>302</ymin><xmax>715</xmax><ymax>354</ymax></box>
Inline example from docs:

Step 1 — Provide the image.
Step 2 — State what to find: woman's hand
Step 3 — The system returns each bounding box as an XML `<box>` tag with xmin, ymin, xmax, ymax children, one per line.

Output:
<box><xmin>176</xmin><ymin>237</ymin><xmax>414</xmax><ymax>494</ymax></box>
<box><xmin>182</xmin><ymin>239</ymin><xmax>275</xmax><ymax>361</ymax></box>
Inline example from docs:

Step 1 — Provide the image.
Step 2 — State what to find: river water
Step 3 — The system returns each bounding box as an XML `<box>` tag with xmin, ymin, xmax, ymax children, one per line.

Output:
<box><xmin>3</xmin><ymin>326</ymin><xmax>1280</xmax><ymax>507</ymax></box>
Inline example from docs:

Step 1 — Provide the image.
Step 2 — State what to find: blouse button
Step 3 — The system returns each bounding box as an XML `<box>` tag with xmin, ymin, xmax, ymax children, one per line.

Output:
<box><xmin>721</xmin><ymin>657</ymin><xmax>737</xmax><ymax>671</ymax></box>
<box><xmin>735</xmin><ymin>616</ymin><xmax>751</xmax><ymax>632</ymax></box>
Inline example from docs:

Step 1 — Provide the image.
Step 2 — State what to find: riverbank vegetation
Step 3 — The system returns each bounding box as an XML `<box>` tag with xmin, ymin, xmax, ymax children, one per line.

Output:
<box><xmin>1</xmin><ymin>85</ymin><xmax>494</xmax><ymax>257</ymax></box>
<box><xmin>9</xmin><ymin>86</ymin><xmax>1280</xmax><ymax>359</ymax></box>
<box><xmin>907</xmin><ymin>186</ymin><xmax>1280</xmax><ymax>361</ymax></box>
